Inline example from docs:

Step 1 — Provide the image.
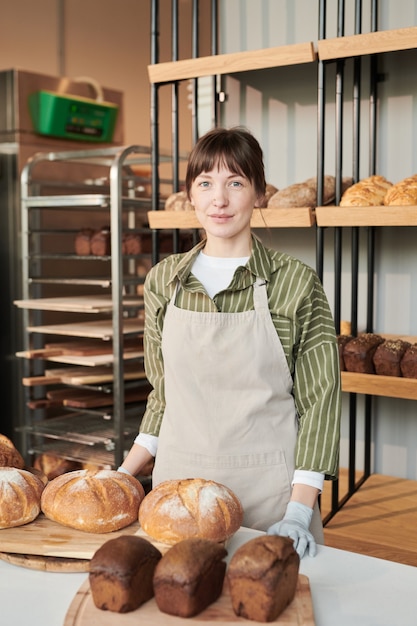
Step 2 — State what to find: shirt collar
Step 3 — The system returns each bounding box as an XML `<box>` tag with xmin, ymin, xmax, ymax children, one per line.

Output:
<box><xmin>168</xmin><ymin>233</ymin><xmax>273</xmax><ymax>287</ymax></box>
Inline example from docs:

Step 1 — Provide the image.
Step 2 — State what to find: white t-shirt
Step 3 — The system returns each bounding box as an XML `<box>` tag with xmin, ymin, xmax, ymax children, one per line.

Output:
<box><xmin>190</xmin><ymin>251</ymin><xmax>250</xmax><ymax>298</ymax></box>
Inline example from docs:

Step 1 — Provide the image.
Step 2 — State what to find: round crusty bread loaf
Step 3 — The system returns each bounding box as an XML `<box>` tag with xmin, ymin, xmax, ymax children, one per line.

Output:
<box><xmin>138</xmin><ymin>478</ymin><xmax>243</xmax><ymax>545</ymax></box>
<box><xmin>41</xmin><ymin>469</ymin><xmax>145</xmax><ymax>533</ymax></box>
<box><xmin>0</xmin><ymin>467</ymin><xmax>45</xmax><ymax>529</ymax></box>
<box><xmin>0</xmin><ymin>434</ymin><xmax>25</xmax><ymax>469</ymax></box>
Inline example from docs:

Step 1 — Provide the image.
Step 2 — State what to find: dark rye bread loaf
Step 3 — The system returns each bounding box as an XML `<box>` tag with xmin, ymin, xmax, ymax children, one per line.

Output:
<box><xmin>400</xmin><ymin>344</ymin><xmax>417</xmax><ymax>379</ymax></box>
<box><xmin>153</xmin><ymin>538</ymin><xmax>227</xmax><ymax>617</ymax></box>
<box><xmin>343</xmin><ymin>333</ymin><xmax>384</xmax><ymax>374</ymax></box>
<box><xmin>373</xmin><ymin>339</ymin><xmax>411</xmax><ymax>377</ymax></box>
<box><xmin>227</xmin><ymin>535</ymin><xmax>300</xmax><ymax>622</ymax></box>
<box><xmin>89</xmin><ymin>536</ymin><xmax>162</xmax><ymax>613</ymax></box>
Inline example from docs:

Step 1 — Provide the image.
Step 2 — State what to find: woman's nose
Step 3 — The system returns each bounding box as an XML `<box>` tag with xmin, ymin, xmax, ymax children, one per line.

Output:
<box><xmin>212</xmin><ymin>188</ymin><xmax>228</xmax><ymax>206</ymax></box>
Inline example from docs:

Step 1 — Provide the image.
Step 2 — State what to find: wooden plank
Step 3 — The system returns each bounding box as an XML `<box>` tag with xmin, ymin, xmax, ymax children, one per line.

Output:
<box><xmin>316</xmin><ymin>205</ymin><xmax>417</xmax><ymax>226</ymax></box>
<box><xmin>318</xmin><ymin>26</ymin><xmax>417</xmax><ymax>60</ymax></box>
<box><xmin>148</xmin><ymin>42</ymin><xmax>317</xmax><ymax>83</ymax></box>
<box><xmin>64</xmin><ymin>575</ymin><xmax>314</xmax><ymax>626</ymax></box>
<box><xmin>17</xmin><ymin>350</ymin><xmax>143</xmax><ymax>368</ymax></box>
<box><xmin>14</xmin><ymin>295</ymin><xmax>143</xmax><ymax>313</ymax></box>
<box><xmin>22</xmin><ymin>363</ymin><xmax>146</xmax><ymax>386</ymax></box>
<box><xmin>341</xmin><ymin>372</ymin><xmax>417</xmax><ymax>400</ymax></box>
<box><xmin>324</xmin><ymin>474</ymin><xmax>417</xmax><ymax>567</ymax></box>
<box><xmin>147</xmin><ymin>207</ymin><xmax>315</xmax><ymax>230</ymax></box>
<box><xmin>27</xmin><ymin>318</ymin><xmax>144</xmax><ymax>340</ymax></box>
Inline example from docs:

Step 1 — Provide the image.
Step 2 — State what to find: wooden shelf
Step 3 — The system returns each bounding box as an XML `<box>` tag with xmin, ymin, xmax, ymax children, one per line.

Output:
<box><xmin>14</xmin><ymin>295</ymin><xmax>143</xmax><ymax>314</ymax></box>
<box><xmin>147</xmin><ymin>42</ymin><xmax>316</xmax><ymax>83</ymax></box>
<box><xmin>318</xmin><ymin>26</ymin><xmax>417</xmax><ymax>60</ymax></box>
<box><xmin>316</xmin><ymin>205</ymin><xmax>417</xmax><ymax>227</ymax></box>
<box><xmin>147</xmin><ymin>207</ymin><xmax>315</xmax><ymax>230</ymax></box>
<box><xmin>341</xmin><ymin>371</ymin><xmax>417</xmax><ymax>401</ymax></box>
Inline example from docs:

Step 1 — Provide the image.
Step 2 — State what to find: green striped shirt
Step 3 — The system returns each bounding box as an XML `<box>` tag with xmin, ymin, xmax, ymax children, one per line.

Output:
<box><xmin>140</xmin><ymin>234</ymin><xmax>341</xmax><ymax>479</ymax></box>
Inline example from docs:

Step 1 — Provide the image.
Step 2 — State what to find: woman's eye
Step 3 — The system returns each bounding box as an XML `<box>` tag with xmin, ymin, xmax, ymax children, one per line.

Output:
<box><xmin>230</xmin><ymin>180</ymin><xmax>243</xmax><ymax>188</ymax></box>
<box><xmin>199</xmin><ymin>181</ymin><xmax>210</xmax><ymax>188</ymax></box>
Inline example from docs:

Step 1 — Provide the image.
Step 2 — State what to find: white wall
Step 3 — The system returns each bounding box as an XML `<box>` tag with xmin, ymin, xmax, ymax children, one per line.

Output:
<box><xmin>218</xmin><ymin>0</ymin><xmax>417</xmax><ymax>480</ymax></box>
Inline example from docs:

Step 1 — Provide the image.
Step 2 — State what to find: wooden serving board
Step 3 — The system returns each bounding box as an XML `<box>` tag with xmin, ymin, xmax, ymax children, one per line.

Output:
<box><xmin>0</xmin><ymin>514</ymin><xmax>152</xmax><ymax>560</ymax></box>
<box><xmin>0</xmin><ymin>552</ymin><xmax>90</xmax><ymax>573</ymax></box>
<box><xmin>65</xmin><ymin>575</ymin><xmax>314</xmax><ymax>626</ymax></box>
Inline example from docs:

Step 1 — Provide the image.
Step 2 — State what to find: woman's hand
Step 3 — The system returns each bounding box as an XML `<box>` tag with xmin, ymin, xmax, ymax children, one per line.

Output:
<box><xmin>267</xmin><ymin>500</ymin><xmax>317</xmax><ymax>558</ymax></box>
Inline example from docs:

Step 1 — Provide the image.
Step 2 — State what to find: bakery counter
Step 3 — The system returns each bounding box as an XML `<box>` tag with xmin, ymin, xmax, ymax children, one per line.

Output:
<box><xmin>1</xmin><ymin>529</ymin><xmax>416</xmax><ymax>626</ymax></box>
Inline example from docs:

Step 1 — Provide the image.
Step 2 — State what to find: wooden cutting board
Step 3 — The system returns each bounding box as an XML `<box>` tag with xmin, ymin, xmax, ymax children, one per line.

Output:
<box><xmin>0</xmin><ymin>552</ymin><xmax>90</xmax><ymax>572</ymax></box>
<box><xmin>0</xmin><ymin>514</ymin><xmax>149</xmax><ymax>560</ymax></box>
<box><xmin>65</xmin><ymin>575</ymin><xmax>314</xmax><ymax>626</ymax></box>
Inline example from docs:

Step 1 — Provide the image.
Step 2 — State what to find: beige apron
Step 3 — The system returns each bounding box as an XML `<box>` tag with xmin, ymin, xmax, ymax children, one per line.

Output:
<box><xmin>152</xmin><ymin>277</ymin><xmax>323</xmax><ymax>539</ymax></box>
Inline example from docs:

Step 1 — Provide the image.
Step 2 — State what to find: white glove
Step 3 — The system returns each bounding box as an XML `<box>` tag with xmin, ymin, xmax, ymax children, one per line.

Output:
<box><xmin>267</xmin><ymin>501</ymin><xmax>317</xmax><ymax>558</ymax></box>
<box><xmin>117</xmin><ymin>466</ymin><xmax>132</xmax><ymax>475</ymax></box>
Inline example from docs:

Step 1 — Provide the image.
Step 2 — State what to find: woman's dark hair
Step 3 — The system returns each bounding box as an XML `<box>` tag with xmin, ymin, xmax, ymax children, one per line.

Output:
<box><xmin>185</xmin><ymin>126</ymin><xmax>266</xmax><ymax>200</ymax></box>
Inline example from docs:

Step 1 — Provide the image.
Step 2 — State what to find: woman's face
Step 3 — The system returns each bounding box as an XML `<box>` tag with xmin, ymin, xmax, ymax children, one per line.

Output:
<box><xmin>189</xmin><ymin>163</ymin><xmax>262</xmax><ymax>252</ymax></box>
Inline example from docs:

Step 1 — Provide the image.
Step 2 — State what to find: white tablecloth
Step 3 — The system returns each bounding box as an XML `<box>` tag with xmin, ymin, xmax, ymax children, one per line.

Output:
<box><xmin>1</xmin><ymin>528</ymin><xmax>416</xmax><ymax>626</ymax></box>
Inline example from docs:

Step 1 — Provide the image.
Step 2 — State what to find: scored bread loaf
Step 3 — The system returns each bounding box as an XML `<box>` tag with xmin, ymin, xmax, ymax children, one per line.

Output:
<box><xmin>0</xmin><ymin>434</ymin><xmax>25</xmax><ymax>469</ymax></box>
<box><xmin>383</xmin><ymin>174</ymin><xmax>417</xmax><ymax>206</ymax></box>
<box><xmin>227</xmin><ymin>535</ymin><xmax>300</xmax><ymax>622</ymax></box>
<box><xmin>268</xmin><ymin>175</ymin><xmax>352</xmax><ymax>208</ymax></box>
<box><xmin>41</xmin><ymin>469</ymin><xmax>145</xmax><ymax>533</ymax></box>
<box><xmin>138</xmin><ymin>477</ymin><xmax>243</xmax><ymax>545</ymax></box>
<box><xmin>0</xmin><ymin>467</ymin><xmax>45</xmax><ymax>529</ymax></box>
<box><xmin>89</xmin><ymin>535</ymin><xmax>162</xmax><ymax>613</ymax></box>
<box><xmin>340</xmin><ymin>175</ymin><xmax>392</xmax><ymax>206</ymax></box>
<box><xmin>153</xmin><ymin>537</ymin><xmax>227</xmax><ymax>617</ymax></box>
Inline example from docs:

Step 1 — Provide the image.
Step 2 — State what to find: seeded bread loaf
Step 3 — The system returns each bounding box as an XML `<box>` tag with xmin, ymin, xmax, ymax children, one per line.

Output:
<box><xmin>343</xmin><ymin>333</ymin><xmax>384</xmax><ymax>374</ymax></box>
<box><xmin>383</xmin><ymin>174</ymin><xmax>417</xmax><ymax>206</ymax></box>
<box><xmin>373</xmin><ymin>339</ymin><xmax>411</xmax><ymax>377</ymax></box>
<box><xmin>340</xmin><ymin>175</ymin><xmax>392</xmax><ymax>206</ymax></box>
<box><xmin>400</xmin><ymin>344</ymin><xmax>417</xmax><ymax>379</ymax></box>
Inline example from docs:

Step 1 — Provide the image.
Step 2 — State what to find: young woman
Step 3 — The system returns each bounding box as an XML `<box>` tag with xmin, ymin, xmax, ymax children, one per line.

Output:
<box><xmin>120</xmin><ymin>126</ymin><xmax>341</xmax><ymax>558</ymax></box>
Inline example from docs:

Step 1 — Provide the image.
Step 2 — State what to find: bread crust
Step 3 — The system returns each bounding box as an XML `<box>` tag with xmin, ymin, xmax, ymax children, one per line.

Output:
<box><xmin>227</xmin><ymin>535</ymin><xmax>300</xmax><ymax>622</ymax></box>
<box><xmin>0</xmin><ymin>467</ymin><xmax>45</xmax><ymax>529</ymax></box>
<box><xmin>268</xmin><ymin>175</ymin><xmax>352</xmax><ymax>208</ymax></box>
<box><xmin>41</xmin><ymin>469</ymin><xmax>145</xmax><ymax>533</ymax></box>
<box><xmin>89</xmin><ymin>535</ymin><xmax>162</xmax><ymax>613</ymax></box>
<box><xmin>340</xmin><ymin>175</ymin><xmax>392</xmax><ymax>206</ymax></box>
<box><xmin>0</xmin><ymin>434</ymin><xmax>25</xmax><ymax>469</ymax></box>
<box><xmin>139</xmin><ymin>478</ymin><xmax>243</xmax><ymax>545</ymax></box>
<box><xmin>153</xmin><ymin>538</ymin><xmax>227</xmax><ymax>617</ymax></box>
<box><xmin>383</xmin><ymin>174</ymin><xmax>417</xmax><ymax>206</ymax></box>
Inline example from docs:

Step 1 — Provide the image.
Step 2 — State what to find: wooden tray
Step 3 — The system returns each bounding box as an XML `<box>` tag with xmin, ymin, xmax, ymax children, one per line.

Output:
<box><xmin>0</xmin><ymin>514</ymin><xmax>148</xmax><ymax>560</ymax></box>
<box><xmin>65</xmin><ymin>575</ymin><xmax>314</xmax><ymax>626</ymax></box>
<box><xmin>0</xmin><ymin>552</ymin><xmax>90</xmax><ymax>573</ymax></box>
